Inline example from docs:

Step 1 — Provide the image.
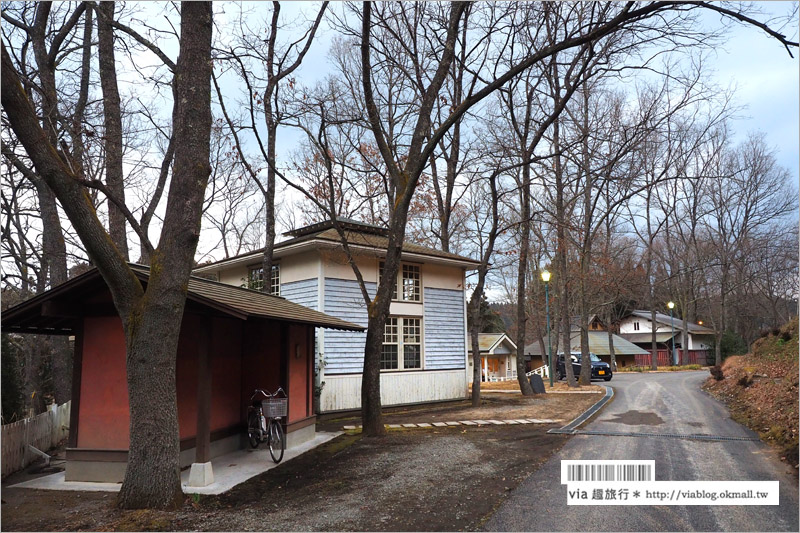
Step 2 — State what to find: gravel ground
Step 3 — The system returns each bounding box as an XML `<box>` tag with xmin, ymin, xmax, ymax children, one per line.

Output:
<box><xmin>1</xmin><ymin>392</ymin><xmax>600</xmax><ymax>531</ymax></box>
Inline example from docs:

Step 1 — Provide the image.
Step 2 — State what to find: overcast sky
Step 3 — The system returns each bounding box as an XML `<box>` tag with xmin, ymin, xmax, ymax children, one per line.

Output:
<box><xmin>245</xmin><ymin>1</ymin><xmax>798</xmax><ymax>193</ymax></box>
<box><xmin>135</xmin><ymin>1</ymin><xmax>800</xmax><ymax>262</ymax></box>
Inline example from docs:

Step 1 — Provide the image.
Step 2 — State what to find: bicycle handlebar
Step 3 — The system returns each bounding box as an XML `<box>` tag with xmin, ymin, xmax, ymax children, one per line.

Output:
<box><xmin>250</xmin><ymin>387</ymin><xmax>286</xmax><ymax>401</ymax></box>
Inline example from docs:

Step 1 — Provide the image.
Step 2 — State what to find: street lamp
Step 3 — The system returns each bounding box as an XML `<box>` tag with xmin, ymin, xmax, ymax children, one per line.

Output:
<box><xmin>541</xmin><ymin>270</ymin><xmax>553</xmax><ymax>387</ymax></box>
<box><xmin>667</xmin><ymin>301</ymin><xmax>676</xmax><ymax>365</ymax></box>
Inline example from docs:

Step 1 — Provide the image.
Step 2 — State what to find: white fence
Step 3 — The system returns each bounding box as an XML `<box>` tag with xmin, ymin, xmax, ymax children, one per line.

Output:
<box><xmin>1</xmin><ymin>401</ymin><xmax>70</xmax><ymax>477</ymax></box>
<box><xmin>527</xmin><ymin>364</ymin><xmax>550</xmax><ymax>378</ymax></box>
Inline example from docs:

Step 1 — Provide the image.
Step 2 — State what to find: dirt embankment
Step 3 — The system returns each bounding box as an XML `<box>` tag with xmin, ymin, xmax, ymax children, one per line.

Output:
<box><xmin>703</xmin><ymin>317</ymin><xmax>799</xmax><ymax>469</ymax></box>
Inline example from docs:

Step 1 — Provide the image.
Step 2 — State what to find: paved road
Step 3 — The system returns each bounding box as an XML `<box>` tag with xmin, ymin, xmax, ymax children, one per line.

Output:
<box><xmin>484</xmin><ymin>371</ymin><xmax>799</xmax><ymax>532</ymax></box>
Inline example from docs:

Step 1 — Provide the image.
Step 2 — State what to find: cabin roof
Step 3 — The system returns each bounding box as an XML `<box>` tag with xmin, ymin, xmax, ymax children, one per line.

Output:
<box><xmin>2</xmin><ymin>264</ymin><xmax>365</xmax><ymax>335</ymax></box>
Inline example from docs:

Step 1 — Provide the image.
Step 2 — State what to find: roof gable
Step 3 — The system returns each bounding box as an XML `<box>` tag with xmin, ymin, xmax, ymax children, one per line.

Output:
<box><xmin>472</xmin><ymin>332</ymin><xmax>517</xmax><ymax>353</ymax></box>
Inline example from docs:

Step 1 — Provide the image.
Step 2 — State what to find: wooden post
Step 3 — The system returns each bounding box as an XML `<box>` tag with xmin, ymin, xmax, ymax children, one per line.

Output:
<box><xmin>187</xmin><ymin>316</ymin><xmax>214</xmax><ymax>487</ymax></box>
<box><xmin>280</xmin><ymin>322</ymin><xmax>289</xmax><ymax>424</ymax></box>
<box><xmin>195</xmin><ymin>318</ymin><xmax>211</xmax><ymax>464</ymax></box>
<box><xmin>68</xmin><ymin>323</ymin><xmax>84</xmax><ymax>449</ymax></box>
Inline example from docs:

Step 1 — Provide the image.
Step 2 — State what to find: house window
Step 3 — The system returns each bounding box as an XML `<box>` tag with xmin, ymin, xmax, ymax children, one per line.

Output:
<box><xmin>379</xmin><ymin>262</ymin><xmax>421</xmax><ymax>302</ymax></box>
<box><xmin>402</xmin><ymin>264</ymin><xmax>421</xmax><ymax>301</ymax></box>
<box><xmin>248</xmin><ymin>264</ymin><xmax>280</xmax><ymax>295</ymax></box>
<box><xmin>381</xmin><ymin>318</ymin><xmax>399</xmax><ymax>370</ymax></box>
<box><xmin>633</xmin><ymin>321</ymin><xmax>640</xmax><ymax>331</ymax></box>
<box><xmin>381</xmin><ymin>317</ymin><xmax>422</xmax><ymax>370</ymax></box>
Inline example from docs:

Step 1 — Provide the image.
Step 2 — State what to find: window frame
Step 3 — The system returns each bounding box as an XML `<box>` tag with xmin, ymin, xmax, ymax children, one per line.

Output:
<box><xmin>380</xmin><ymin>316</ymin><xmax>423</xmax><ymax>371</ymax></box>
<box><xmin>379</xmin><ymin>261</ymin><xmax>422</xmax><ymax>303</ymax></box>
<box><xmin>247</xmin><ymin>263</ymin><xmax>280</xmax><ymax>296</ymax></box>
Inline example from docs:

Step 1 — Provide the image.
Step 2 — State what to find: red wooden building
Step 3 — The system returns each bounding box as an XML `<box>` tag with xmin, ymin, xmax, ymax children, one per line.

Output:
<box><xmin>2</xmin><ymin>265</ymin><xmax>362</xmax><ymax>485</ymax></box>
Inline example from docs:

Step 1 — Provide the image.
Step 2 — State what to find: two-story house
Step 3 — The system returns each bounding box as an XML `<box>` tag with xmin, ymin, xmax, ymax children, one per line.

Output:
<box><xmin>194</xmin><ymin>219</ymin><xmax>480</xmax><ymax>413</ymax></box>
<box><xmin>618</xmin><ymin>310</ymin><xmax>714</xmax><ymax>365</ymax></box>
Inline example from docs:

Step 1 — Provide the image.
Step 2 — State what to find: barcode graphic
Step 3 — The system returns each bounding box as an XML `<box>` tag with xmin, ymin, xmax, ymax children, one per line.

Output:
<box><xmin>561</xmin><ymin>460</ymin><xmax>655</xmax><ymax>484</ymax></box>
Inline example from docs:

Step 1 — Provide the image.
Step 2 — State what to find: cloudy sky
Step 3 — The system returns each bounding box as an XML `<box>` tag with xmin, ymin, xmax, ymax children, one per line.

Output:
<box><xmin>136</xmin><ymin>1</ymin><xmax>798</xmax><ymax>261</ymax></box>
<box><xmin>260</xmin><ymin>1</ymin><xmax>798</xmax><ymax>178</ymax></box>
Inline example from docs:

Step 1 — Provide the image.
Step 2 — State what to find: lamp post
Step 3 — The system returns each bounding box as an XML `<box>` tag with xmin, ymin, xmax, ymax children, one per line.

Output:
<box><xmin>542</xmin><ymin>270</ymin><xmax>553</xmax><ymax>387</ymax></box>
<box><xmin>667</xmin><ymin>301</ymin><xmax>676</xmax><ymax>365</ymax></box>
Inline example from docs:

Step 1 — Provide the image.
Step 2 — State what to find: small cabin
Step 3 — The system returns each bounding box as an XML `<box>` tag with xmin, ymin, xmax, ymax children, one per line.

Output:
<box><xmin>1</xmin><ymin>265</ymin><xmax>362</xmax><ymax>484</ymax></box>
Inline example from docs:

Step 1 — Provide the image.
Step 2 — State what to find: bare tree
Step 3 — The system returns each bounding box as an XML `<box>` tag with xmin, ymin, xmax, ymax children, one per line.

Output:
<box><xmin>2</xmin><ymin>2</ymin><xmax>213</xmax><ymax>509</ymax></box>
<box><xmin>213</xmin><ymin>1</ymin><xmax>328</xmax><ymax>292</ymax></box>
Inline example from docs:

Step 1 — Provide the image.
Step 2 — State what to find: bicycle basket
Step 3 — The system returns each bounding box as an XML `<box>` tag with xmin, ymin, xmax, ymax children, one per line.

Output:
<box><xmin>262</xmin><ymin>397</ymin><xmax>287</xmax><ymax>418</ymax></box>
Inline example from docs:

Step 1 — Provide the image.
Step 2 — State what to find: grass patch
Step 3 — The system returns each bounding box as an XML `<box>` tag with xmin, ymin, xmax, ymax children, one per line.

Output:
<box><xmin>617</xmin><ymin>364</ymin><xmax>701</xmax><ymax>372</ymax></box>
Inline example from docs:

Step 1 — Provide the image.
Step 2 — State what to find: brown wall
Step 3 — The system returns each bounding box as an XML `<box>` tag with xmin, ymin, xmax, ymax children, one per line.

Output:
<box><xmin>176</xmin><ymin>314</ymin><xmax>243</xmax><ymax>439</ymax></box>
<box><xmin>241</xmin><ymin>320</ymin><xmax>282</xmax><ymax>418</ymax></box>
<box><xmin>77</xmin><ymin>316</ymin><xmax>130</xmax><ymax>449</ymax></box>
<box><xmin>287</xmin><ymin>324</ymin><xmax>310</xmax><ymax>422</ymax></box>
<box><xmin>76</xmin><ymin>311</ymin><xmax>312</xmax><ymax>452</ymax></box>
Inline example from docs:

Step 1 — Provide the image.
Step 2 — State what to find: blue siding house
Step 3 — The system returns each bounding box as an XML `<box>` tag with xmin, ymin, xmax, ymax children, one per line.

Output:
<box><xmin>194</xmin><ymin>219</ymin><xmax>480</xmax><ymax>412</ymax></box>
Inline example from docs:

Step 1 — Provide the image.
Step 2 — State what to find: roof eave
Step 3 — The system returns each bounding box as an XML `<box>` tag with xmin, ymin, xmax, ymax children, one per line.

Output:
<box><xmin>194</xmin><ymin>237</ymin><xmax>481</xmax><ymax>272</ymax></box>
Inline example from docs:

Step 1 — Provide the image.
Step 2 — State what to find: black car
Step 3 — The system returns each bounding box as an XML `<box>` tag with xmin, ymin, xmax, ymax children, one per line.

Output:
<box><xmin>556</xmin><ymin>353</ymin><xmax>612</xmax><ymax>381</ymax></box>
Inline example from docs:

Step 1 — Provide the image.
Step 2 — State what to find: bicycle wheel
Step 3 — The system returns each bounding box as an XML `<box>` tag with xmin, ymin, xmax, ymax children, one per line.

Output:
<box><xmin>268</xmin><ymin>419</ymin><xmax>285</xmax><ymax>463</ymax></box>
<box><xmin>247</xmin><ymin>412</ymin><xmax>261</xmax><ymax>449</ymax></box>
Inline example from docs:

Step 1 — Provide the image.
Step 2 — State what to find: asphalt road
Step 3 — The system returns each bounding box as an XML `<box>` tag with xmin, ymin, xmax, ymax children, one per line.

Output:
<box><xmin>484</xmin><ymin>371</ymin><xmax>799</xmax><ymax>532</ymax></box>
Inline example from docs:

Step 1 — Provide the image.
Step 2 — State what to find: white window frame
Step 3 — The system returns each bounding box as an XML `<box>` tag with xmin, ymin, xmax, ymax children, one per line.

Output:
<box><xmin>379</xmin><ymin>261</ymin><xmax>422</xmax><ymax>302</ymax></box>
<box><xmin>381</xmin><ymin>316</ymin><xmax>423</xmax><ymax>371</ymax></box>
<box><xmin>248</xmin><ymin>263</ymin><xmax>280</xmax><ymax>296</ymax></box>
<box><xmin>633</xmin><ymin>321</ymin><xmax>640</xmax><ymax>331</ymax></box>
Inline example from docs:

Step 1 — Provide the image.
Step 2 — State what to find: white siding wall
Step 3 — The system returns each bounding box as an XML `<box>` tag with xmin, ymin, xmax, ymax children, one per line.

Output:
<box><xmin>619</xmin><ymin>317</ymin><xmax>654</xmax><ymax>334</ymax></box>
<box><xmin>321</xmin><ymin>370</ymin><xmax>465</xmax><ymax>412</ymax></box>
<box><xmin>423</xmin><ymin>287</ymin><xmax>466</xmax><ymax>370</ymax></box>
<box><xmin>323</xmin><ymin>278</ymin><xmax>374</xmax><ymax>374</ymax></box>
<box><xmin>280</xmin><ymin>278</ymin><xmax>319</xmax><ymax>310</ymax></box>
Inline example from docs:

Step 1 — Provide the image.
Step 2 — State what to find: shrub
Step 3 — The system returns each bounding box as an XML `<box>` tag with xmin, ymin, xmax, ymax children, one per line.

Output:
<box><xmin>709</xmin><ymin>365</ymin><xmax>724</xmax><ymax>381</ymax></box>
<box><xmin>709</xmin><ymin>330</ymin><xmax>749</xmax><ymax>360</ymax></box>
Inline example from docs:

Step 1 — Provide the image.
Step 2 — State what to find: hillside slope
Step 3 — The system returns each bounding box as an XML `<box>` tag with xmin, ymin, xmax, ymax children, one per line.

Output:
<box><xmin>703</xmin><ymin>317</ymin><xmax>799</xmax><ymax>469</ymax></box>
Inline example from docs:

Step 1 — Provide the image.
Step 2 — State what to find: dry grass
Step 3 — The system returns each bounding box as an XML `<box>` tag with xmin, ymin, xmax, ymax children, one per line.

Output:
<box><xmin>703</xmin><ymin>317</ymin><xmax>799</xmax><ymax>468</ymax></box>
<box><xmin>474</xmin><ymin>380</ymin><xmax>604</xmax><ymax>393</ymax></box>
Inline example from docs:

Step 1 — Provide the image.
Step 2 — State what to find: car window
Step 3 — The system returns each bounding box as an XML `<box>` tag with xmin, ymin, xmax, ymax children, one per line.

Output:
<box><xmin>590</xmin><ymin>354</ymin><xmax>601</xmax><ymax>362</ymax></box>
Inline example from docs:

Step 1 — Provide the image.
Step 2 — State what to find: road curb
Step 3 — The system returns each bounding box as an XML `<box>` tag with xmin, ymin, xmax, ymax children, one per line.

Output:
<box><xmin>547</xmin><ymin>384</ymin><xmax>613</xmax><ymax>435</ymax></box>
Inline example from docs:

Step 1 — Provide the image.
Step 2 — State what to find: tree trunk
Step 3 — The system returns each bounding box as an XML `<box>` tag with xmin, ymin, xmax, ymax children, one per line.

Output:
<box><xmin>261</xmin><ymin>112</ymin><xmax>277</xmax><ymax>291</ymax></box>
<box><xmin>607</xmin><ymin>329</ymin><xmax>617</xmax><ymax>371</ymax></box>
<box><xmin>117</xmin><ymin>291</ymin><xmax>185</xmax><ymax>508</ymax></box>
<box><xmin>2</xmin><ymin>1</ymin><xmax>213</xmax><ymax>509</ymax></box>
<box><xmin>552</xmin><ymin>99</ymin><xmax>576</xmax><ymax>387</ymax></box>
<box><xmin>470</xmin><ymin>320</ymin><xmax>482</xmax><ymax>407</ymax></box>
<box><xmin>682</xmin><ymin>316</ymin><xmax>690</xmax><ymax>366</ymax></box>
<box><xmin>98</xmin><ymin>1</ymin><xmax>129</xmax><ymax>260</ymax></box>
<box><xmin>117</xmin><ymin>2</ymin><xmax>213</xmax><ymax>508</ymax></box>
<box><xmin>650</xmin><ymin>309</ymin><xmax>658</xmax><ymax>371</ymax></box>
<box><xmin>515</xmin><ymin>164</ymin><xmax>535</xmax><ymax>395</ymax></box>
<box><xmin>538</xmin><ymin>338</ymin><xmax>547</xmax><ymax>367</ymax></box>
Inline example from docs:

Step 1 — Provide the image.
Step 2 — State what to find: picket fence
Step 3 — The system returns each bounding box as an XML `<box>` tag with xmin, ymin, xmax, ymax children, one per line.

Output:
<box><xmin>1</xmin><ymin>401</ymin><xmax>71</xmax><ymax>477</ymax></box>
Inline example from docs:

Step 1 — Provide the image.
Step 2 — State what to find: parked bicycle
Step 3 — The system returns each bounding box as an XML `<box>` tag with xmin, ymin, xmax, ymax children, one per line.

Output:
<box><xmin>247</xmin><ymin>387</ymin><xmax>286</xmax><ymax>463</ymax></box>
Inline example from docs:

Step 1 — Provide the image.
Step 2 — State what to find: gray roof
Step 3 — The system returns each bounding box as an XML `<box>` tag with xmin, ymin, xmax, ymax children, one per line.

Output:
<box><xmin>177</xmin><ymin>268</ymin><xmax>363</xmax><ymax>330</ymax></box>
<box><xmin>629</xmin><ymin>310</ymin><xmax>714</xmax><ymax>334</ymax></box>
<box><xmin>524</xmin><ymin>331</ymin><xmax>649</xmax><ymax>357</ymax></box>
<box><xmin>2</xmin><ymin>265</ymin><xmax>364</xmax><ymax>335</ymax></box>
<box><xmin>195</xmin><ymin>220</ymin><xmax>481</xmax><ymax>271</ymax></box>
